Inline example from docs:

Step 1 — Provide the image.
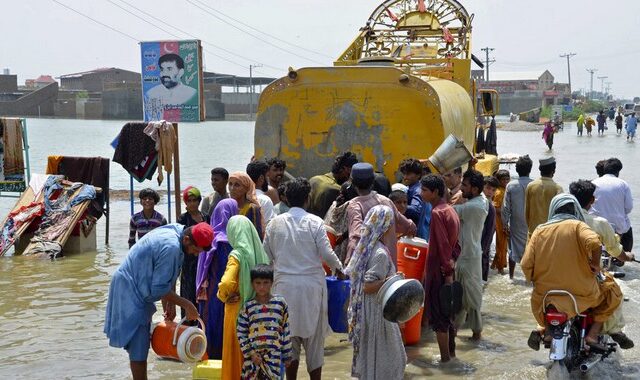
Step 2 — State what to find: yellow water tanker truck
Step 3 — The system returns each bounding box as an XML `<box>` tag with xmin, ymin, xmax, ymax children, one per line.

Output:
<box><xmin>254</xmin><ymin>0</ymin><xmax>497</xmax><ymax>180</ymax></box>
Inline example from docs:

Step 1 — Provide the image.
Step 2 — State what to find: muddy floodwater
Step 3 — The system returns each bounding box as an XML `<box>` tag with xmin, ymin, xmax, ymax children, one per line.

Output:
<box><xmin>1</xmin><ymin>119</ymin><xmax>639</xmax><ymax>379</ymax></box>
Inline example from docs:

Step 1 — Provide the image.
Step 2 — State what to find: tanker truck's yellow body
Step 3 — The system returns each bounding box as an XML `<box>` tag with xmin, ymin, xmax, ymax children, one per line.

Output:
<box><xmin>254</xmin><ymin>0</ymin><xmax>496</xmax><ymax>180</ymax></box>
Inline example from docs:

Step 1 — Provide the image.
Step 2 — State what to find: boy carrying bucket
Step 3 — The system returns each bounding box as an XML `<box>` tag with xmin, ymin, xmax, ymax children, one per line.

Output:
<box><xmin>237</xmin><ymin>264</ymin><xmax>292</xmax><ymax>379</ymax></box>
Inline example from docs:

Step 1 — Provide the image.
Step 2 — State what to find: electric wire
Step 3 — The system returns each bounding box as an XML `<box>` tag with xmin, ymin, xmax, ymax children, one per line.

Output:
<box><xmin>53</xmin><ymin>0</ymin><xmax>281</xmax><ymax>78</ymax></box>
<box><xmin>108</xmin><ymin>0</ymin><xmax>284</xmax><ymax>73</ymax></box>
<box><xmin>185</xmin><ymin>0</ymin><xmax>327</xmax><ymax>66</ymax></box>
<box><xmin>52</xmin><ymin>0</ymin><xmax>139</xmax><ymax>42</ymax></box>
<box><xmin>187</xmin><ymin>0</ymin><xmax>334</xmax><ymax>59</ymax></box>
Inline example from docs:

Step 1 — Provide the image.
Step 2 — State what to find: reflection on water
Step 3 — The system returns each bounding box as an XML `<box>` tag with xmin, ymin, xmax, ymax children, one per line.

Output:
<box><xmin>0</xmin><ymin>120</ymin><xmax>639</xmax><ymax>379</ymax></box>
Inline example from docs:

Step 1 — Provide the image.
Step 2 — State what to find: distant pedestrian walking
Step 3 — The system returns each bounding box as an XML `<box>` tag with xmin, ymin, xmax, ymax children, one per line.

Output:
<box><xmin>615</xmin><ymin>112</ymin><xmax>624</xmax><ymax>135</ymax></box>
<box><xmin>626</xmin><ymin>113</ymin><xmax>637</xmax><ymax>141</ymax></box>
<box><xmin>576</xmin><ymin>114</ymin><xmax>584</xmax><ymax>136</ymax></box>
<box><xmin>542</xmin><ymin>121</ymin><xmax>555</xmax><ymax>149</ymax></box>
<box><xmin>585</xmin><ymin>116</ymin><xmax>595</xmax><ymax>136</ymax></box>
<box><xmin>596</xmin><ymin>110</ymin><xmax>607</xmax><ymax>136</ymax></box>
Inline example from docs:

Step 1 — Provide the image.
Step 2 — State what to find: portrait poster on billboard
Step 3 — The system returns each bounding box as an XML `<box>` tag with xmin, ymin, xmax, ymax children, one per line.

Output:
<box><xmin>140</xmin><ymin>40</ymin><xmax>204</xmax><ymax>122</ymax></box>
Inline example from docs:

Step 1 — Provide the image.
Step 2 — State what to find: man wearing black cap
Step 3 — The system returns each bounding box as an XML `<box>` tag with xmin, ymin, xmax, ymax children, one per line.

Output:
<box><xmin>346</xmin><ymin>163</ymin><xmax>416</xmax><ymax>265</ymax></box>
<box><xmin>524</xmin><ymin>157</ymin><xmax>563</xmax><ymax>236</ymax></box>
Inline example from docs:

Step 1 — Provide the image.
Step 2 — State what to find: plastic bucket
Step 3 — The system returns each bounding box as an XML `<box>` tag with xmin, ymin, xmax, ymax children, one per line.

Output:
<box><xmin>151</xmin><ymin>318</ymin><xmax>207</xmax><ymax>363</ymax></box>
<box><xmin>396</xmin><ymin>237</ymin><xmax>428</xmax><ymax>281</ymax></box>
<box><xmin>400</xmin><ymin>306</ymin><xmax>424</xmax><ymax>345</ymax></box>
<box><xmin>428</xmin><ymin>134</ymin><xmax>473</xmax><ymax>174</ymax></box>
<box><xmin>326</xmin><ymin>276</ymin><xmax>350</xmax><ymax>333</ymax></box>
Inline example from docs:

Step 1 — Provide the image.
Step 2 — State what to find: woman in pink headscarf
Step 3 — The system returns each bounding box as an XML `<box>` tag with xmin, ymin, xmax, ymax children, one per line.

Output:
<box><xmin>196</xmin><ymin>198</ymin><xmax>238</xmax><ymax>359</ymax></box>
<box><xmin>227</xmin><ymin>172</ymin><xmax>264</xmax><ymax>239</ymax></box>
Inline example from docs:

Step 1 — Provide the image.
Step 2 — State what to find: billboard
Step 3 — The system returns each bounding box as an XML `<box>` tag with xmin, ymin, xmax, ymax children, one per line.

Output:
<box><xmin>141</xmin><ymin>40</ymin><xmax>204</xmax><ymax>122</ymax></box>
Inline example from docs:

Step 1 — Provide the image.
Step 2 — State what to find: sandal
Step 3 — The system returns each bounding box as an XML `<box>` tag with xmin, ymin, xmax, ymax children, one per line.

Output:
<box><xmin>610</xmin><ymin>332</ymin><xmax>634</xmax><ymax>349</ymax></box>
<box><xmin>527</xmin><ymin>330</ymin><xmax>541</xmax><ymax>351</ymax></box>
<box><xmin>585</xmin><ymin>339</ymin><xmax>608</xmax><ymax>353</ymax></box>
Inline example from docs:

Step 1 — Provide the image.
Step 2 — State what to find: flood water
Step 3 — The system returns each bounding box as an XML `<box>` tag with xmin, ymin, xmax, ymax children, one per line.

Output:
<box><xmin>1</xmin><ymin>119</ymin><xmax>639</xmax><ymax>379</ymax></box>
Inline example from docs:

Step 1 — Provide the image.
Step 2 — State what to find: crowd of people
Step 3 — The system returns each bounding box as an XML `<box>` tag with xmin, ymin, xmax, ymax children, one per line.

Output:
<box><xmin>103</xmin><ymin>150</ymin><xmax>636</xmax><ymax>379</ymax></box>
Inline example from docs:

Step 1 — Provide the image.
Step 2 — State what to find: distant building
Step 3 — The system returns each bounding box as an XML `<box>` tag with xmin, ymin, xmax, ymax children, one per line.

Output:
<box><xmin>25</xmin><ymin>75</ymin><xmax>57</xmax><ymax>89</ymax></box>
<box><xmin>58</xmin><ymin>68</ymin><xmax>140</xmax><ymax>92</ymax></box>
<box><xmin>0</xmin><ymin>74</ymin><xmax>57</xmax><ymax>117</ymax></box>
<box><xmin>478</xmin><ymin>70</ymin><xmax>570</xmax><ymax>114</ymax></box>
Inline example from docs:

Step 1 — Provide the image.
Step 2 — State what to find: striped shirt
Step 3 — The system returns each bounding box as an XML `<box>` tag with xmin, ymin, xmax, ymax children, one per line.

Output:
<box><xmin>128</xmin><ymin>210</ymin><xmax>167</xmax><ymax>248</ymax></box>
<box><xmin>237</xmin><ymin>295</ymin><xmax>291</xmax><ymax>379</ymax></box>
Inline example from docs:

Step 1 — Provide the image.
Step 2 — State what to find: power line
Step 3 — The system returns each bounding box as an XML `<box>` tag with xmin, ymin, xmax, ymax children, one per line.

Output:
<box><xmin>52</xmin><ymin>0</ymin><xmax>139</xmax><ymax>42</ymax></box>
<box><xmin>186</xmin><ymin>1</ymin><xmax>333</xmax><ymax>59</ymax></box>
<box><xmin>185</xmin><ymin>0</ymin><xmax>326</xmax><ymax>66</ymax></box>
<box><xmin>107</xmin><ymin>0</ymin><xmax>283</xmax><ymax>73</ymax></box>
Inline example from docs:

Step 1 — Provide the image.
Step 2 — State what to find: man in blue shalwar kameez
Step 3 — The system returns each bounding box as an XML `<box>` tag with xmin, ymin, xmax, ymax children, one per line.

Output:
<box><xmin>104</xmin><ymin>222</ymin><xmax>213</xmax><ymax>380</ymax></box>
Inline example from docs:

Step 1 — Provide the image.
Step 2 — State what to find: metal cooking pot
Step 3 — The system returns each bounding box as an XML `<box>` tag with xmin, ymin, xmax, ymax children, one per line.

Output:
<box><xmin>376</xmin><ymin>273</ymin><xmax>424</xmax><ymax>323</ymax></box>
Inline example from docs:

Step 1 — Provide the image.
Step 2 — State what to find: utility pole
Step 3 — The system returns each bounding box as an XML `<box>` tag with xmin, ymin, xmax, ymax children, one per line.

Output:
<box><xmin>586</xmin><ymin>68</ymin><xmax>597</xmax><ymax>100</ymax></box>
<box><xmin>605</xmin><ymin>81</ymin><xmax>612</xmax><ymax>97</ymax></box>
<box><xmin>559</xmin><ymin>53</ymin><xmax>576</xmax><ymax>94</ymax></box>
<box><xmin>597</xmin><ymin>76</ymin><xmax>608</xmax><ymax>99</ymax></box>
<box><xmin>480</xmin><ymin>47</ymin><xmax>495</xmax><ymax>81</ymax></box>
<box><xmin>248</xmin><ymin>64</ymin><xmax>262</xmax><ymax>120</ymax></box>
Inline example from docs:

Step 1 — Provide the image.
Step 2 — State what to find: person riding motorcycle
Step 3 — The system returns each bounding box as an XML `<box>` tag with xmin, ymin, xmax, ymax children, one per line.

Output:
<box><xmin>569</xmin><ymin>180</ymin><xmax>635</xmax><ymax>349</ymax></box>
<box><xmin>521</xmin><ymin>193</ymin><xmax>623</xmax><ymax>351</ymax></box>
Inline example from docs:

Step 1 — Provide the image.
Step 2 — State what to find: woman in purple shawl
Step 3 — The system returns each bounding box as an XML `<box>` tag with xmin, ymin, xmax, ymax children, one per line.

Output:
<box><xmin>196</xmin><ymin>198</ymin><xmax>238</xmax><ymax>359</ymax></box>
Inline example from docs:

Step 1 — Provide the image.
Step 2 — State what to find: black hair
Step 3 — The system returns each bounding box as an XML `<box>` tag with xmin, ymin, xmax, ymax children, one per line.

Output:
<box><xmin>250</xmin><ymin>264</ymin><xmax>273</xmax><ymax>281</ymax></box>
<box><xmin>484</xmin><ymin>176</ymin><xmax>500</xmax><ymax>188</ymax></box>
<box><xmin>139</xmin><ymin>188</ymin><xmax>160</xmax><ymax>204</ymax></box>
<box><xmin>211</xmin><ymin>167</ymin><xmax>229</xmax><ymax>180</ymax></box>
<box><xmin>603</xmin><ymin>158</ymin><xmax>622</xmax><ymax>176</ymax></box>
<box><xmin>595</xmin><ymin>160</ymin><xmax>606</xmax><ymax>177</ymax></box>
<box><xmin>336</xmin><ymin>181</ymin><xmax>358</xmax><ymax>207</ymax></box>
<box><xmin>352</xmin><ymin>176</ymin><xmax>375</xmax><ymax>191</ymax></box>
<box><xmin>246</xmin><ymin>160</ymin><xmax>269</xmax><ymax>183</ymax></box>
<box><xmin>158</xmin><ymin>53</ymin><xmax>184</xmax><ymax>69</ymax></box>
<box><xmin>277</xmin><ymin>183</ymin><xmax>287</xmax><ymax>198</ymax></box>
<box><xmin>183</xmin><ymin>225</ymin><xmax>194</xmax><ymax>241</ymax></box>
<box><xmin>331</xmin><ymin>151</ymin><xmax>358</xmax><ymax>175</ymax></box>
<box><xmin>420</xmin><ymin>174</ymin><xmax>445</xmax><ymax>198</ymax></box>
<box><xmin>372</xmin><ymin>172</ymin><xmax>391</xmax><ymax>196</ymax></box>
<box><xmin>494</xmin><ymin>169</ymin><xmax>510</xmax><ymax>182</ymax></box>
<box><xmin>555</xmin><ymin>202</ymin><xmax>575</xmax><ymax>216</ymax></box>
<box><xmin>266</xmin><ymin>157</ymin><xmax>287</xmax><ymax>170</ymax></box>
<box><xmin>389</xmin><ymin>190</ymin><xmax>408</xmax><ymax>203</ymax></box>
<box><xmin>515</xmin><ymin>155</ymin><xmax>533</xmax><ymax>177</ymax></box>
<box><xmin>569</xmin><ymin>180</ymin><xmax>596</xmax><ymax>209</ymax></box>
<box><xmin>539</xmin><ymin>162</ymin><xmax>556</xmax><ymax>177</ymax></box>
<box><xmin>463</xmin><ymin>169</ymin><xmax>485</xmax><ymax>193</ymax></box>
<box><xmin>285</xmin><ymin>177</ymin><xmax>311</xmax><ymax>208</ymax></box>
<box><xmin>399</xmin><ymin>158</ymin><xmax>424</xmax><ymax>175</ymax></box>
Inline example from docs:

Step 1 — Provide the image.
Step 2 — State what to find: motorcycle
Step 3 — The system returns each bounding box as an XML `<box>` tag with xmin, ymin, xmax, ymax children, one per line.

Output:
<box><xmin>539</xmin><ymin>289</ymin><xmax>617</xmax><ymax>373</ymax></box>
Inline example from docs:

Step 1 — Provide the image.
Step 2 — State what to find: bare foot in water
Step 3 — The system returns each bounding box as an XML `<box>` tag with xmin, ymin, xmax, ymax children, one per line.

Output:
<box><xmin>469</xmin><ymin>331</ymin><xmax>482</xmax><ymax>341</ymax></box>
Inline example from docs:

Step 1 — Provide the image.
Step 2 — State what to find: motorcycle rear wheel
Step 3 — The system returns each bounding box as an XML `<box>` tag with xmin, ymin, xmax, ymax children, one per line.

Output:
<box><xmin>563</xmin><ymin>325</ymin><xmax>581</xmax><ymax>371</ymax></box>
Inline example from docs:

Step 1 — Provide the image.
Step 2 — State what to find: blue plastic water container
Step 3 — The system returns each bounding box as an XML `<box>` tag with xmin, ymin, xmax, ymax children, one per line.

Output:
<box><xmin>326</xmin><ymin>276</ymin><xmax>350</xmax><ymax>333</ymax></box>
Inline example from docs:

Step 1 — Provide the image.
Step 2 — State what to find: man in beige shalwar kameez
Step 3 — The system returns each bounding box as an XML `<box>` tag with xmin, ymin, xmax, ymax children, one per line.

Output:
<box><xmin>522</xmin><ymin>193</ymin><xmax>622</xmax><ymax>349</ymax></box>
